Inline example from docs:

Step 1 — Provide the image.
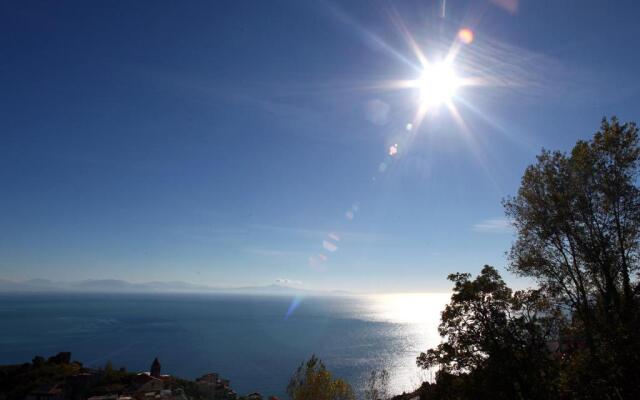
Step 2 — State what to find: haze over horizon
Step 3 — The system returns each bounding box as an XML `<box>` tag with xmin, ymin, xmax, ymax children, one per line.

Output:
<box><xmin>0</xmin><ymin>276</ymin><xmax>356</xmax><ymax>294</ymax></box>
<box><xmin>2</xmin><ymin>0</ymin><xmax>640</xmax><ymax>293</ymax></box>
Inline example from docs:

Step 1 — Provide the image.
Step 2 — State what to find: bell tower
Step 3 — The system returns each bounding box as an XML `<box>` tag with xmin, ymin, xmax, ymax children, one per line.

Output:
<box><xmin>150</xmin><ymin>357</ymin><xmax>161</xmax><ymax>378</ymax></box>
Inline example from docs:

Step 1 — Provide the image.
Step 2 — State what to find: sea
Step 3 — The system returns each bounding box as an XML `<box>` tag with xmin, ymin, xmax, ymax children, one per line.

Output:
<box><xmin>0</xmin><ymin>292</ymin><xmax>449</xmax><ymax>398</ymax></box>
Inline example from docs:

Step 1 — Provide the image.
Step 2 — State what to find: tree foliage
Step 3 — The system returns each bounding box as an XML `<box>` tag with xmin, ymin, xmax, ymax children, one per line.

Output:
<box><xmin>504</xmin><ymin>117</ymin><xmax>640</xmax><ymax>397</ymax></box>
<box><xmin>417</xmin><ymin>266</ymin><xmax>559</xmax><ymax>399</ymax></box>
<box><xmin>287</xmin><ymin>355</ymin><xmax>355</xmax><ymax>400</ymax></box>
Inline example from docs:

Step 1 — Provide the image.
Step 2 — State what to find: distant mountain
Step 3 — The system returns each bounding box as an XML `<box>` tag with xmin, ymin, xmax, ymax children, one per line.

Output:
<box><xmin>231</xmin><ymin>283</ymin><xmax>310</xmax><ymax>295</ymax></box>
<box><xmin>71</xmin><ymin>279</ymin><xmax>145</xmax><ymax>291</ymax></box>
<box><xmin>0</xmin><ymin>278</ymin><xmax>61</xmax><ymax>292</ymax></box>
<box><xmin>24</xmin><ymin>278</ymin><xmax>56</xmax><ymax>286</ymax></box>
<box><xmin>0</xmin><ymin>278</ymin><xmax>349</xmax><ymax>296</ymax></box>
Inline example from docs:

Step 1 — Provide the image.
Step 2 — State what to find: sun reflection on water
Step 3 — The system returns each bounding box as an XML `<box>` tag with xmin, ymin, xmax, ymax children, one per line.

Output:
<box><xmin>372</xmin><ymin>292</ymin><xmax>450</xmax><ymax>325</ymax></box>
<box><xmin>353</xmin><ymin>293</ymin><xmax>451</xmax><ymax>394</ymax></box>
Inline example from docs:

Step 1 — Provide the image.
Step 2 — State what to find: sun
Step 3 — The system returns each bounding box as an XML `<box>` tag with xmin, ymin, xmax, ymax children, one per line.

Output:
<box><xmin>417</xmin><ymin>62</ymin><xmax>460</xmax><ymax>107</ymax></box>
<box><xmin>372</xmin><ymin>26</ymin><xmax>477</xmax><ymax>129</ymax></box>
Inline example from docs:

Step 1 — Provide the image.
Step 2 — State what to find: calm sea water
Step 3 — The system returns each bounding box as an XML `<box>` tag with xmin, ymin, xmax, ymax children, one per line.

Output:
<box><xmin>0</xmin><ymin>293</ymin><xmax>448</xmax><ymax>398</ymax></box>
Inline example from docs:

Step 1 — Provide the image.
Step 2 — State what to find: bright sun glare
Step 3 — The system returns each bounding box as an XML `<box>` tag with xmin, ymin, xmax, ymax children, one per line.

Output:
<box><xmin>374</xmin><ymin>293</ymin><xmax>451</xmax><ymax>324</ymax></box>
<box><xmin>417</xmin><ymin>62</ymin><xmax>460</xmax><ymax>107</ymax></box>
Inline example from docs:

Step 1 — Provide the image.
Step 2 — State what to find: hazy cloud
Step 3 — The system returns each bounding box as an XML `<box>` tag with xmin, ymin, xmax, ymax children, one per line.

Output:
<box><xmin>472</xmin><ymin>218</ymin><xmax>513</xmax><ymax>234</ymax></box>
<box><xmin>364</xmin><ymin>99</ymin><xmax>390</xmax><ymax>125</ymax></box>
<box><xmin>490</xmin><ymin>0</ymin><xmax>519</xmax><ymax>14</ymax></box>
<box><xmin>276</xmin><ymin>278</ymin><xmax>302</xmax><ymax>286</ymax></box>
<box><xmin>245</xmin><ymin>248</ymin><xmax>306</xmax><ymax>258</ymax></box>
<box><xmin>250</xmin><ymin>224</ymin><xmax>385</xmax><ymax>243</ymax></box>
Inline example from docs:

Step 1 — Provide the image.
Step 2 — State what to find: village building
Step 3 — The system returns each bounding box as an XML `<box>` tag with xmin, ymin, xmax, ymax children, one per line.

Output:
<box><xmin>195</xmin><ymin>373</ymin><xmax>237</xmax><ymax>400</ymax></box>
<box><xmin>129</xmin><ymin>373</ymin><xmax>164</xmax><ymax>394</ymax></box>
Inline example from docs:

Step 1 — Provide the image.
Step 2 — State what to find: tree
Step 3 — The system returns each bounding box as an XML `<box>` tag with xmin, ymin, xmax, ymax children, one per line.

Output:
<box><xmin>417</xmin><ymin>266</ymin><xmax>559</xmax><ymax>400</ymax></box>
<box><xmin>364</xmin><ymin>369</ymin><xmax>390</xmax><ymax>400</ymax></box>
<box><xmin>287</xmin><ymin>355</ymin><xmax>355</xmax><ymax>400</ymax></box>
<box><xmin>503</xmin><ymin>117</ymin><xmax>640</xmax><ymax>397</ymax></box>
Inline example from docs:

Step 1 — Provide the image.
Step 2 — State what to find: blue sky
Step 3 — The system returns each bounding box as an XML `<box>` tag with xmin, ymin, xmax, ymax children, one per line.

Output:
<box><xmin>1</xmin><ymin>0</ymin><xmax>639</xmax><ymax>292</ymax></box>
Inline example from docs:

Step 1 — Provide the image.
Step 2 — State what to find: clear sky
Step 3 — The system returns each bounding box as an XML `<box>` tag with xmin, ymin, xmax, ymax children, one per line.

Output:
<box><xmin>1</xmin><ymin>0</ymin><xmax>639</xmax><ymax>292</ymax></box>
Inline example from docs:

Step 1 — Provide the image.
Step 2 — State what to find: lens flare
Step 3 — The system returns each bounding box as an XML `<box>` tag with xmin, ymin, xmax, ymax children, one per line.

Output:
<box><xmin>458</xmin><ymin>28</ymin><xmax>474</xmax><ymax>44</ymax></box>
<box><xmin>322</xmin><ymin>240</ymin><xmax>338</xmax><ymax>252</ymax></box>
<box><xmin>284</xmin><ymin>296</ymin><xmax>303</xmax><ymax>320</ymax></box>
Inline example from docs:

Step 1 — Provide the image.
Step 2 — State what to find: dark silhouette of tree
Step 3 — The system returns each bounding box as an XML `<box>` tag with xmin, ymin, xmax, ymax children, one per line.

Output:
<box><xmin>417</xmin><ymin>266</ymin><xmax>560</xmax><ymax>400</ymax></box>
<box><xmin>364</xmin><ymin>369</ymin><xmax>390</xmax><ymax>400</ymax></box>
<box><xmin>287</xmin><ymin>355</ymin><xmax>355</xmax><ymax>400</ymax></box>
<box><xmin>503</xmin><ymin>117</ymin><xmax>640</xmax><ymax>397</ymax></box>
